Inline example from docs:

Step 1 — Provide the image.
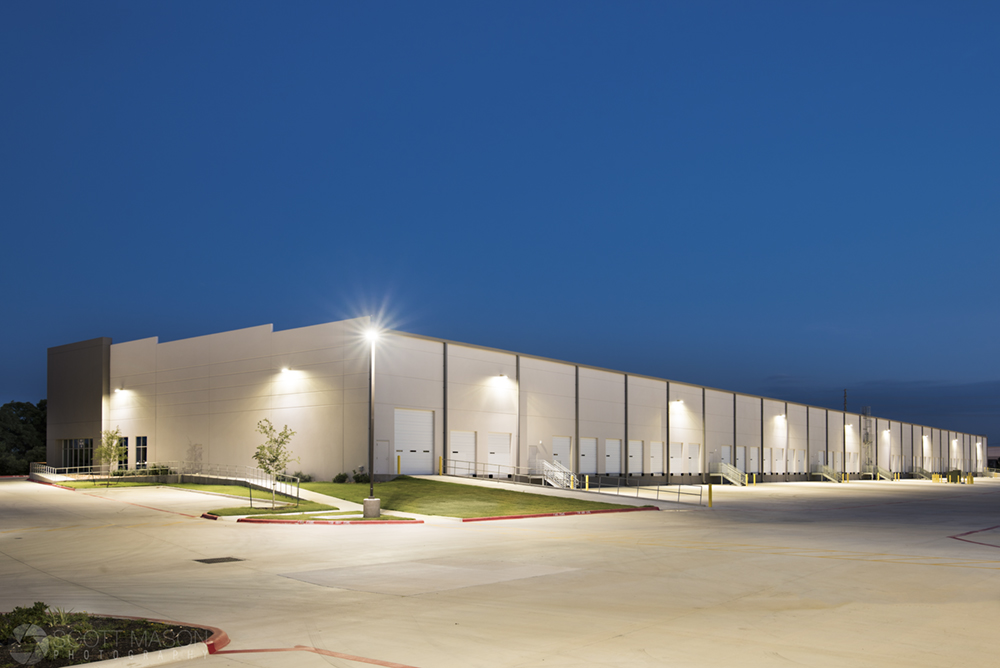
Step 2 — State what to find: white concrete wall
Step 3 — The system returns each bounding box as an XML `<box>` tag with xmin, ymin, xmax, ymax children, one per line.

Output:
<box><xmin>101</xmin><ymin>317</ymin><xmax>989</xmax><ymax>483</ymax></box>
<box><xmin>845</xmin><ymin>414</ymin><xmax>861</xmax><ymax>473</ymax></box>
<box><xmin>827</xmin><ymin>411</ymin><xmax>845</xmax><ymax>472</ymax></box>
<box><xmin>669</xmin><ymin>383</ymin><xmax>704</xmax><ymax>475</ymax></box>
<box><xmin>762</xmin><ymin>399</ymin><xmax>785</xmax><ymax>474</ymax></box>
<box><xmin>705</xmin><ymin>389</ymin><xmax>734</xmax><ymax>468</ymax></box>
<box><xmin>808</xmin><ymin>407</ymin><xmax>827</xmax><ymax>467</ymax></box>
<box><xmin>787</xmin><ymin>404</ymin><xmax>807</xmax><ymax>474</ymax></box>
<box><xmin>444</xmin><ymin>344</ymin><xmax>517</xmax><ymax>469</ymax></box>
<box><xmin>735</xmin><ymin>395</ymin><xmax>761</xmax><ymax>473</ymax></box>
<box><xmin>109</xmin><ymin>318</ymin><xmax>370</xmax><ymax>481</ymax></box>
<box><xmin>521</xmin><ymin>357</ymin><xmax>576</xmax><ymax>470</ymax></box>
<box><xmin>579</xmin><ymin>368</ymin><xmax>624</xmax><ymax>475</ymax></box>
<box><xmin>628</xmin><ymin>375</ymin><xmax>667</xmax><ymax>474</ymax></box>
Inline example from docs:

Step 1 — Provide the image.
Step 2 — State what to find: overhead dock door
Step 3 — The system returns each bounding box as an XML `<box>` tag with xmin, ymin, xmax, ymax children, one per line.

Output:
<box><xmin>394</xmin><ymin>408</ymin><xmax>434</xmax><ymax>474</ymax></box>
<box><xmin>449</xmin><ymin>431</ymin><xmax>475</xmax><ymax>475</ymax></box>
<box><xmin>580</xmin><ymin>438</ymin><xmax>597</xmax><ymax>474</ymax></box>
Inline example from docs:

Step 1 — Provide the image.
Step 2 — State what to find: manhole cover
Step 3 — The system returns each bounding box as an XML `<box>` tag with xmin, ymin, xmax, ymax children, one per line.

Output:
<box><xmin>194</xmin><ymin>557</ymin><xmax>244</xmax><ymax>564</ymax></box>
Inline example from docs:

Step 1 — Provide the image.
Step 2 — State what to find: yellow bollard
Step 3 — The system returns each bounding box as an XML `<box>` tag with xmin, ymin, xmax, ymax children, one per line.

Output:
<box><xmin>586</xmin><ymin>475</ymin><xmax>590</xmax><ymax>491</ymax></box>
<box><xmin>968</xmin><ymin>473</ymin><xmax>974</xmax><ymax>485</ymax></box>
<box><xmin>397</xmin><ymin>455</ymin><xmax>401</xmax><ymax>475</ymax></box>
<box><xmin>438</xmin><ymin>456</ymin><xmax>443</xmax><ymax>476</ymax></box>
<box><xmin>744</xmin><ymin>473</ymin><xmax>748</xmax><ymax>486</ymax></box>
<box><xmin>708</xmin><ymin>482</ymin><xmax>713</xmax><ymax>508</ymax></box>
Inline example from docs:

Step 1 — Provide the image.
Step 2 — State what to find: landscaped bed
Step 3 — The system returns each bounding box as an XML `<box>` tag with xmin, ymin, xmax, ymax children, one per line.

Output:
<box><xmin>302</xmin><ymin>476</ymin><xmax>638</xmax><ymax>518</ymax></box>
<box><xmin>0</xmin><ymin>603</ymin><xmax>215</xmax><ymax>667</ymax></box>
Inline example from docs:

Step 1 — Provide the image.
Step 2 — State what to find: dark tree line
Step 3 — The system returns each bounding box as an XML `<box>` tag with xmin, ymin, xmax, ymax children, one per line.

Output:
<box><xmin>0</xmin><ymin>399</ymin><xmax>46</xmax><ymax>475</ymax></box>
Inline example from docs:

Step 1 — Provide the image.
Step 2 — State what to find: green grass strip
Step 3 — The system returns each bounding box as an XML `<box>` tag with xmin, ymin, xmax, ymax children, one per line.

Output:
<box><xmin>244</xmin><ymin>513</ymin><xmax>414</xmax><ymax>521</ymax></box>
<box><xmin>302</xmin><ymin>476</ymin><xmax>634</xmax><ymax>518</ymax></box>
<box><xmin>208</xmin><ymin>500</ymin><xmax>338</xmax><ymax>516</ymax></box>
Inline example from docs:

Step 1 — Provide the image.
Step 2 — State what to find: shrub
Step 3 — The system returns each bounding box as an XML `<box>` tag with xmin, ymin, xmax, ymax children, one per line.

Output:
<box><xmin>332</xmin><ymin>472</ymin><xmax>348</xmax><ymax>483</ymax></box>
<box><xmin>0</xmin><ymin>602</ymin><xmax>48</xmax><ymax>641</ymax></box>
<box><xmin>352</xmin><ymin>469</ymin><xmax>369</xmax><ymax>484</ymax></box>
<box><xmin>41</xmin><ymin>633</ymin><xmax>81</xmax><ymax>659</ymax></box>
<box><xmin>291</xmin><ymin>470</ymin><xmax>313</xmax><ymax>483</ymax></box>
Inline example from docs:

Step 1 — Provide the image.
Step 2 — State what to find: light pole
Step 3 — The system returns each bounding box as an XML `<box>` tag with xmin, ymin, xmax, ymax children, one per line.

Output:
<box><xmin>364</xmin><ymin>327</ymin><xmax>380</xmax><ymax>518</ymax></box>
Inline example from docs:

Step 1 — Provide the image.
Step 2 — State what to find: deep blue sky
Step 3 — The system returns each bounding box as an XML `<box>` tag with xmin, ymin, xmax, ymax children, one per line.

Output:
<box><xmin>2</xmin><ymin>2</ymin><xmax>998</xmax><ymax>441</ymax></box>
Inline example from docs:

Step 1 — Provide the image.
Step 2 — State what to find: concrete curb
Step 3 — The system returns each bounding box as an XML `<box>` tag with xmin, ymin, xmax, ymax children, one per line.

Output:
<box><xmin>461</xmin><ymin>506</ymin><xmax>659</xmax><ymax>522</ymax></box>
<box><xmin>46</xmin><ymin>615</ymin><xmax>229</xmax><ymax>667</ymax></box>
<box><xmin>29</xmin><ymin>479</ymin><xmax>77</xmax><ymax>491</ymax></box>
<box><xmin>237</xmin><ymin>517</ymin><xmax>424</xmax><ymax>525</ymax></box>
<box><xmin>201</xmin><ymin>513</ymin><xmax>220</xmax><ymax>520</ymax></box>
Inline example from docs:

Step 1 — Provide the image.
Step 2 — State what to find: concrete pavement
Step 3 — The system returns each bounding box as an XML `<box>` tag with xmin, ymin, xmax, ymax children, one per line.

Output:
<box><xmin>2</xmin><ymin>478</ymin><xmax>999</xmax><ymax>667</ymax></box>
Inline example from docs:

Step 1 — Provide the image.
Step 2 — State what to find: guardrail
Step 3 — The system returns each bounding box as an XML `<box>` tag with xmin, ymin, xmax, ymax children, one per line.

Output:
<box><xmin>810</xmin><ymin>463</ymin><xmax>840</xmax><ymax>483</ymax></box>
<box><xmin>30</xmin><ymin>460</ymin><xmax>300</xmax><ymax>500</ymax></box>
<box><xmin>581</xmin><ymin>474</ymin><xmax>704</xmax><ymax>505</ymax></box>
<box><xmin>442</xmin><ymin>460</ymin><xmax>704</xmax><ymax>505</ymax></box>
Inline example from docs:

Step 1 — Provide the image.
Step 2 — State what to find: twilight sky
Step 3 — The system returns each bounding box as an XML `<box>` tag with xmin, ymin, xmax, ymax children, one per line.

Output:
<box><xmin>2</xmin><ymin>2</ymin><xmax>998</xmax><ymax>442</ymax></box>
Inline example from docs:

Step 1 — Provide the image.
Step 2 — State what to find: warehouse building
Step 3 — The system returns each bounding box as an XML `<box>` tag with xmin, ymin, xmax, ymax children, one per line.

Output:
<box><xmin>46</xmin><ymin>316</ymin><xmax>987</xmax><ymax>483</ymax></box>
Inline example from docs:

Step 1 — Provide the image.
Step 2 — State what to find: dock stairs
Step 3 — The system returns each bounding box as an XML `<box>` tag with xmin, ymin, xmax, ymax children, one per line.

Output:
<box><xmin>710</xmin><ymin>461</ymin><xmax>746</xmax><ymax>486</ymax></box>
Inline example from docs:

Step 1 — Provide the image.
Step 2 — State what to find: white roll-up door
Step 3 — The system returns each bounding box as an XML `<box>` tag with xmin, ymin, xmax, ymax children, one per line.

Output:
<box><xmin>449</xmin><ymin>431</ymin><xmax>475</xmax><ymax>475</ymax></box>
<box><xmin>605</xmin><ymin>439</ymin><xmax>622</xmax><ymax>476</ymax></box>
<box><xmin>650</xmin><ymin>441</ymin><xmax>664</xmax><ymax>475</ymax></box>
<box><xmin>627</xmin><ymin>440</ymin><xmax>643</xmax><ymax>476</ymax></box>
<box><xmin>394</xmin><ymin>408</ymin><xmax>434</xmax><ymax>474</ymax></box>
<box><xmin>669</xmin><ymin>442</ymin><xmax>683</xmax><ymax>475</ymax></box>
<box><xmin>736</xmin><ymin>446</ymin><xmax>746</xmax><ymax>472</ymax></box>
<box><xmin>685</xmin><ymin>443</ymin><xmax>702</xmax><ymax>475</ymax></box>
<box><xmin>552</xmin><ymin>436</ymin><xmax>571</xmax><ymax>468</ymax></box>
<box><xmin>579</xmin><ymin>437</ymin><xmax>597</xmax><ymax>474</ymax></box>
<box><xmin>487</xmin><ymin>433</ymin><xmax>511</xmax><ymax>477</ymax></box>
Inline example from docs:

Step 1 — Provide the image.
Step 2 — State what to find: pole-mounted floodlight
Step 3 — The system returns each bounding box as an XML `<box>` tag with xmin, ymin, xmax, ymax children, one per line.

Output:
<box><xmin>365</xmin><ymin>327</ymin><xmax>380</xmax><ymax>516</ymax></box>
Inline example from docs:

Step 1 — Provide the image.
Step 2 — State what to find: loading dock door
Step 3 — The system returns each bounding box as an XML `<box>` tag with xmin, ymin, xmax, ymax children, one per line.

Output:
<box><xmin>627</xmin><ymin>440</ymin><xmax>643</xmax><ymax>476</ymax></box>
<box><xmin>552</xmin><ymin>436</ymin><xmax>571</xmax><ymax>468</ymax></box>
<box><xmin>685</xmin><ymin>443</ymin><xmax>702</xmax><ymax>475</ymax></box>
<box><xmin>749</xmin><ymin>447</ymin><xmax>759</xmax><ymax>474</ymax></box>
<box><xmin>580</xmin><ymin>438</ymin><xmax>597</xmax><ymax>474</ymax></box>
<box><xmin>450</xmin><ymin>431</ymin><xmax>475</xmax><ymax>475</ymax></box>
<box><xmin>605</xmin><ymin>439</ymin><xmax>622</xmax><ymax>476</ymax></box>
<box><xmin>736</xmin><ymin>446</ymin><xmax>746</xmax><ymax>472</ymax></box>
<box><xmin>669</xmin><ymin>442</ymin><xmax>683</xmax><ymax>475</ymax></box>
<box><xmin>650</xmin><ymin>441</ymin><xmax>664</xmax><ymax>475</ymax></box>
<box><xmin>394</xmin><ymin>408</ymin><xmax>434</xmax><ymax>474</ymax></box>
<box><xmin>487</xmin><ymin>433</ymin><xmax>511</xmax><ymax>477</ymax></box>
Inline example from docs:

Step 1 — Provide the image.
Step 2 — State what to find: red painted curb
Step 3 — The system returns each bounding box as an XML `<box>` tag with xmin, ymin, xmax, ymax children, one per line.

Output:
<box><xmin>462</xmin><ymin>506</ymin><xmax>659</xmax><ymax>522</ymax></box>
<box><xmin>0</xmin><ymin>475</ymin><xmax>29</xmax><ymax>479</ymax></box>
<box><xmin>100</xmin><ymin>614</ymin><xmax>230</xmax><ymax>654</ymax></box>
<box><xmin>201</xmin><ymin>513</ymin><xmax>220</xmax><ymax>520</ymax></box>
<box><xmin>237</xmin><ymin>517</ymin><xmax>423</xmax><ymax>525</ymax></box>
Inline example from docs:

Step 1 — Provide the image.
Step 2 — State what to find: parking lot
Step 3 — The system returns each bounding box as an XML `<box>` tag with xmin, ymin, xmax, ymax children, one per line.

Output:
<box><xmin>2</xmin><ymin>477</ymin><xmax>998</xmax><ymax>667</ymax></box>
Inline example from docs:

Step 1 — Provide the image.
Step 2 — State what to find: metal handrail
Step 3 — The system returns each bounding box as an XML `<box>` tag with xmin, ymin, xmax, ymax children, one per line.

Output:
<box><xmin>810</xmin><ymin>463</ymin><xmax>840</xmax><ymax>483</ymax></box>
<box><xmin>710</xmin><ymin>461</ymin><xmax>746</xmax><ymax>486</ymax></box>
<box><xmin>541</xmin><ymin>459</ymin><xmax>578</xmax><ymax>489</ymax></box>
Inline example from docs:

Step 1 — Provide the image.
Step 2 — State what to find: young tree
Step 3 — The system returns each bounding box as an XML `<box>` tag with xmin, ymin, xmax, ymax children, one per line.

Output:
<box><xmin>93</xmin><ymin>427</ymin><xmax>125</xmax><ymax>488</ymax></box>
<box><xmin>252</xmin><ymin>418</ymin><xmax>298</xmax><ymax>508</ymax></box>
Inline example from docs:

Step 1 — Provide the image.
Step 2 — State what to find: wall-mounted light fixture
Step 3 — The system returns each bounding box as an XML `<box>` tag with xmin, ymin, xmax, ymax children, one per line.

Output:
<box><xmin>114</xmin><ymin>388</ymin><xmax>121</xmax><ymax>393</ymax></box>
<box><xmin>281</xmin><ymin>367</ymin><xmax>290</xmax><ymax>373</ymax></box>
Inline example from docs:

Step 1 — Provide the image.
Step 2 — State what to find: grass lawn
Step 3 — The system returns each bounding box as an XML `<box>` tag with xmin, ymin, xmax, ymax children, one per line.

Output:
<box><xmin>208</xmin><ymin>500</ymin><xmax>338</xmax><ymax>516</ymax></box>
<box><xmin>302</xmin><ymin>477</ymin><xmax>636</xmax><ymax>518</ymax></box>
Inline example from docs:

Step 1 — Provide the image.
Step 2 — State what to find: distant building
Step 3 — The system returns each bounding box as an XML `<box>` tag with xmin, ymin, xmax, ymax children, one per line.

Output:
<box><xmin>46</xmin><ymin>317</ymin><xmax>988</xmax><ymax>483</ymax></box>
